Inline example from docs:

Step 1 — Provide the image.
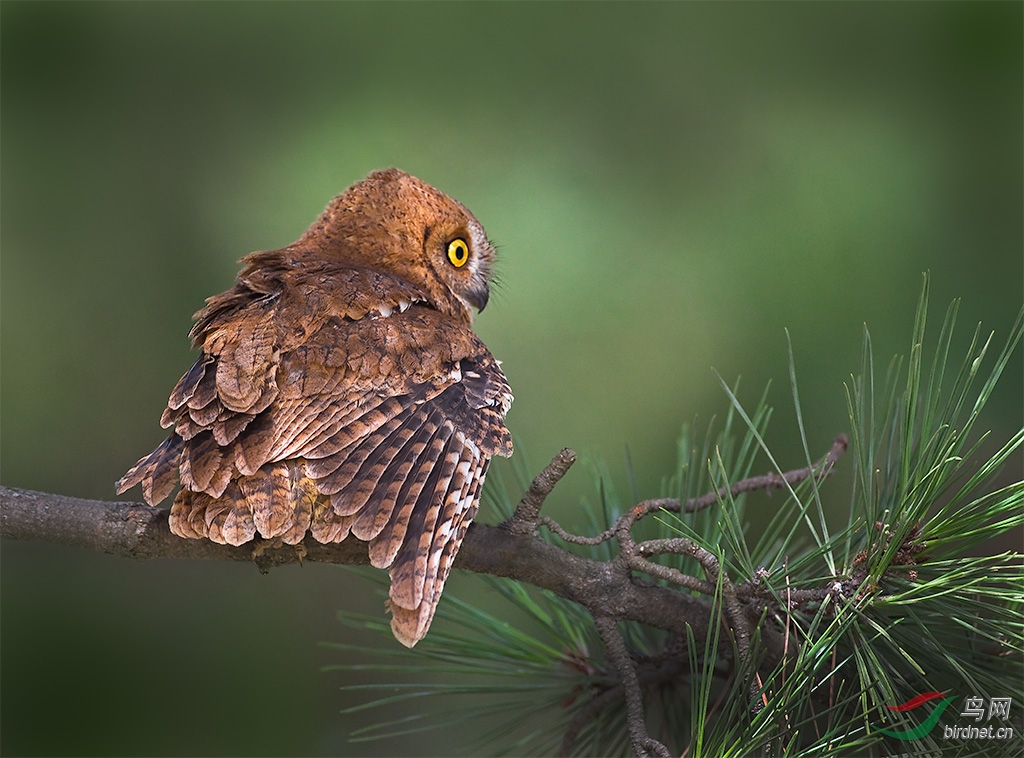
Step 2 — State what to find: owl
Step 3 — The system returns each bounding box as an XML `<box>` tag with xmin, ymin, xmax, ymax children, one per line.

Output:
<box><xmin>117</xmin><ymin>169</ymin><xmax>513</xmax><ymax>646</ymax></box>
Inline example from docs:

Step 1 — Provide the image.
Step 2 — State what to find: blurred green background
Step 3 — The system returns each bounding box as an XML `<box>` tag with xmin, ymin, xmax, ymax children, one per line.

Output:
<box><xmin>2</xmin><ymin>2</ymin><xmax>1021</xmax><ymax>755</ymax></box>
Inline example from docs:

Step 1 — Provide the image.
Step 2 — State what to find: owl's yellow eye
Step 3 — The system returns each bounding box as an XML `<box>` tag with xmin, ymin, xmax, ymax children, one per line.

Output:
<box><xmin>447</xmin><ymin>238</ymin><xmax>470</xmax><ymax>268</ymax></box>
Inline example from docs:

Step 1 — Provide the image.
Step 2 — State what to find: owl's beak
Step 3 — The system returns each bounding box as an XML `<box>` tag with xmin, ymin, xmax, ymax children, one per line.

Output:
<box><xmin>465</xmin><ymin>282</ymin><xmax>490</xmax><ymax>312</ymax></box>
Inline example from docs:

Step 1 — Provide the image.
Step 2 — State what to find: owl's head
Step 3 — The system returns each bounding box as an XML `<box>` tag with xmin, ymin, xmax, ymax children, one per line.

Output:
<box><xmin>297</xmin><ymin>169</ymin><xmax>497</xmax><ymax>324</ymax></box>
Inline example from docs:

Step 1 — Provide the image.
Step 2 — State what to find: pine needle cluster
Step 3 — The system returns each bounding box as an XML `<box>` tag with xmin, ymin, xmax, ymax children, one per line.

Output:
<box><xmin>324</xmin><ymin>278</ymin><xmax>1023</xmax><ymax>757</ymax></box>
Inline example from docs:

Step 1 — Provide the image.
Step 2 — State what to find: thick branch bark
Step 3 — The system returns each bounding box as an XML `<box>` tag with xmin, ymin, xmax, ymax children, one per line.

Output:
<box><xmin>0</xmin><ymin>485</ymin><xmax>712</xmax><ymax>644</ymax></box>
<box><xmin>0</xmin><ymin>486</ymin><xmax>369</xmax><ymax>565</ymax></box>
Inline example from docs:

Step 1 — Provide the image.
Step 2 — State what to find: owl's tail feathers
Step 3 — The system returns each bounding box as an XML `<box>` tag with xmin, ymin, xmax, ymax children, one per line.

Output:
<box><xmin>386</xmin><ymin>447</ymin><xmax>487</xmax><ymax>647</ymax></box>
<box><xmin>170</xmin><ymin>462</ymin><xmax>328</xmax><ymax>547</ymax></box>
<box><xmin>170</xmin><ymin>486</ymin><xmax>255</xmax><ymax>545</ymax></box>
<box><xmin>115</xmin><ymin>434</ymin><xmax>185</xmax><ymax>506</ymax></box>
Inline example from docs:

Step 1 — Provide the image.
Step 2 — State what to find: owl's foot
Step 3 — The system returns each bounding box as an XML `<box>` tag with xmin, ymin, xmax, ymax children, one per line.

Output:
<box><xmin>251</xmin><ymin>538</ymin><xmax>308</xmax><ymax>572</ymax></box>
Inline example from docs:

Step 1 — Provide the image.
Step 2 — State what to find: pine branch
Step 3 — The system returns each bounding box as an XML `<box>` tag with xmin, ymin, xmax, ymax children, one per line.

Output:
<box><xmin>594</xmin><ymin>615</ymin><xmax>673</xmax><ymax>758</ymax></box>
<box><xmin>0</xmin><ymin>485</ymin><xmax>370</xmax><ymax>566</ymax></box>
<box><xmin>0</xmin><ymin>481</ymin><xmax>718</xmax><ymax>648</ymax></box>
<box><xmin>0</xmin><ymin>442</ymin><xmax>847</xmax><ymax>758</ymax></box>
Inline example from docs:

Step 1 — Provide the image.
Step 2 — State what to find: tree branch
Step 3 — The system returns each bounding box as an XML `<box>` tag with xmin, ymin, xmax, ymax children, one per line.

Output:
<box><xmin>0</xmin><ymin>438</ymin><xmax>850</xmax><ymax>758</ymax></box>
<box><xmin>0</xmin><ymin>483</ymin><xmax>715</xmax><ymax>647</ymax></box>
<box><xmin>594</xmin><ymin>615</ymin><xmax>673</xmax><ymax>758</ymax></box>
<box><xmin>0</xmin><ymin>485</ymin><xmax>370</xmax><ymax>565</ymax></box>
<box><xmin>1</xmin><ymin>437</ymin><xmax>849</xmax><ymax>667</ymax></box>
<box><xmin>504</xmin><ymin>446</ymin><xmax>577</xmax><ymax>535</ymax></box>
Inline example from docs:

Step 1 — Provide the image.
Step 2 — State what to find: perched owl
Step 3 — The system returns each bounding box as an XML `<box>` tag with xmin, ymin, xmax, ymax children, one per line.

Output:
<box><xmin>117</xmin><ymin>169</ymin><xmax>513</xmax><ymax>646</ymax></box>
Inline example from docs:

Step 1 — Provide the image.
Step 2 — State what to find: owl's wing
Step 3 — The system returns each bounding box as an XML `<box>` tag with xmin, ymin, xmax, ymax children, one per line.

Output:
<box><xmin>296</xmin><ymin>338</ymin><xmax>512</xmax><ymax>645</ymax></box>
<box><xmin>117</xmin><ymin>281</ymin><xmax>511</xmax><ymax>646</ymax></box>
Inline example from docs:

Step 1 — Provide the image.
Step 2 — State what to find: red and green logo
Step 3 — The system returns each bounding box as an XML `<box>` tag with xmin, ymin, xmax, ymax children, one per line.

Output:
<box><xmin>874</xmin><ymin>691</ymin><xmax>957</xmax><ymax>740</ymax></box>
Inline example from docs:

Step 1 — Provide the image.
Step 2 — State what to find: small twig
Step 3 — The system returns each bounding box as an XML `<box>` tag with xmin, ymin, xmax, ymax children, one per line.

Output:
<box><xmin>626</xmin><ymin>526</ymin><xmax>758</xmax><ymax>716</ymax></box>
<box><xmin>782</xmin><ymin>559</ymin><xmax>792</xmax><ymax>682</ymax></box>
<box><xmin>720</xmin><ymin>576</ymin><xmax>763</xmax><ymax>720</ymax></box>
<box><xmin>669</xmin><ymin>433</ymin><xmax>849</xmax><ymax>518</ymax></box>
<box><xmin>629</xmin><ymin>537</ymin><xmax>719</xmax><ymax>594</ymax></box>
<box><xmin>561</xmin><ymin>679</ymin><xmax>631</xmax><ymax>756</ymax></box>
<box><xmin>560</xmin><ymin>636</ymin><xmax>687</xmax><ymax>756</ymax></box>
<box><xmin>735</xmin><ymin>563</ymin><xmax>872</xmax><ymax>607</ymax></box>
<box><xmin>504</xmin><ymin>447</ymin><xmax>577</xmax><ymax>536</ymax></box>
<box><xmin>536</xmin><ymin>435</ymin><xmax>849</xmax><ymax>546</ymax></box>
<box><xmin>538</xmin><ymin>515</ymin><xmax>616</xmax><ymax>546</ymax></box>
<box><xmin>593</xmin><ymin>616</ymin><xmax>673</xmax><ymax>758</ymax></box>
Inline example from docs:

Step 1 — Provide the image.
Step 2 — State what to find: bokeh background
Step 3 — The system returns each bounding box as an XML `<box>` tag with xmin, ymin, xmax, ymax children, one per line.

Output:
<box><xmin>3</xmin><ymin>3</ymin><xmax>1021</xmax><ymax>755</ymax></box>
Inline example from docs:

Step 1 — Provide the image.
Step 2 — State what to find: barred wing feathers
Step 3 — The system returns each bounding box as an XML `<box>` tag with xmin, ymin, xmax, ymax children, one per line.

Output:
<box><xmin>116</xmin><ymin>260</ymin><xmax>512</xmax><ymax>645</ymax></box>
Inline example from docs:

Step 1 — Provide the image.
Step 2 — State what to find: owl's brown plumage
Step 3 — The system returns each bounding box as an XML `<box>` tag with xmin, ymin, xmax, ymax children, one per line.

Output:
<box><xmin>117</xmin><ymin>169</ymin><xmax>513</xmax><ymax>646</ymax></box>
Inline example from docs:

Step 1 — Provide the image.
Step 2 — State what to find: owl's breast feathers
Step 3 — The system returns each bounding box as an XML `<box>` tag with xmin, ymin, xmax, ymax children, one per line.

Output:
<box><xmin>117</xmin><ymin>252</ymin><xmax>512</xmax><ymax>645</ymax></box>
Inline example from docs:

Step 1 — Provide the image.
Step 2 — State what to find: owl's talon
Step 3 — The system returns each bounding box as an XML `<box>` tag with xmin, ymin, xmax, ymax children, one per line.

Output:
<box><xmin>251</xmin><ymin>537</ymin><xmax>282</xmax><ymax>573</ymax></box>
<box><xmin>251</xmin><ymin>537</ymin><xmax>281</xmax><ymax>560</ymax></box>
<box><xmin>251</xmin><ymin>538</ymin><xmax>307</xmax><ymax>571</ymax></box>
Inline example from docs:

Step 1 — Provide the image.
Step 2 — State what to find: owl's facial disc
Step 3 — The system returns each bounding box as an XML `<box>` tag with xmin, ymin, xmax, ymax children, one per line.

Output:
<box><xmin>429</xmin><ymin>215</ymin><xmax>493</xmax><ymax>316</ymax></box>
<box><xmin>457</xmin><ymin>218</ymin><xmax>494</xmax><ymax>312</ymax></box>
<box><xmin>443</xmin><ymin>235</ymin><xmax>490</xmax><ymax>312</ymax></box>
